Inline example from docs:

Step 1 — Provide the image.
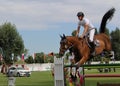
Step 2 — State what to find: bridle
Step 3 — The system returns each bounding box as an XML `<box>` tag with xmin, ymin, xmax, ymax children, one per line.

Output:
<box><xmin>60</xmin><ymin>38</ymin><xmax>74</xmax><ymax>54</ymax></box>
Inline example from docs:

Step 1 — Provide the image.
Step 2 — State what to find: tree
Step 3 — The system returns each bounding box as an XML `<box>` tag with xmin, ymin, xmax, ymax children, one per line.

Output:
<box><xmin>44</xmin><ymin>55</ymin><xmax>54</xmax><ymax>63</ymax></box>
<box><xmin>71</xmin><ymin>30</ymin><xmax>77</xmax><ymax>36</ymax></box>
<box><xmin>110</xmin><ymin>27</ymin><xmax>120</xmax><ymax>60</ymax></box>
<box><xmin>0</xmin><ymin>22</ymin><xmax>25</xmax><ymax>64</ymax></box>
<box><xmin>25</xmin><ymin>55</ymin><xmax>34</xmax><ymax>64</ymax></box>
<box><xmin>105</xmin><ymin>27</ymin><xmax>110</xmax><ymax>36</ymax></box>
<box><xmin>34</xmin><ymin>52</ymin><xmax>44</xmax><ymax>63</ymax></box>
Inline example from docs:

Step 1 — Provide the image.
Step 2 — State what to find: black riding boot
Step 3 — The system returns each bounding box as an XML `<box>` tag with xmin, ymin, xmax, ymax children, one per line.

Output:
<box><xmin>89</xmin><ymin>42</ymin><xmax>95</xmax><ymax>55</ymax></box>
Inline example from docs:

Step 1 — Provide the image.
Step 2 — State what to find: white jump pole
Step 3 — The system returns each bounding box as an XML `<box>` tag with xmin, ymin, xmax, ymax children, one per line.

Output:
<box><xmin>54</xmin><ymin>56</ymin><xmax>64</xmax><ymax>86</ymax></box>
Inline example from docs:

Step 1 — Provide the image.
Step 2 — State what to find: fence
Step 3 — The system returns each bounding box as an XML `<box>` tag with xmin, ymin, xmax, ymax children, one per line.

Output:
<box><xmin>54</xmin><ymin>56</ymin><xmax>120</xmax><ymax>86</ymax></box>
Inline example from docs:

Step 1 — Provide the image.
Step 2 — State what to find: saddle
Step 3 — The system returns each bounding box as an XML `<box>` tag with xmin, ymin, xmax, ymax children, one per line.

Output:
<box><xmin>78</xmin><ymin>36</ymin><xmax>100</xmax><ymax>48</ymax></box>
<box><xmin>84</xmin><ymin>35</ymin><xmax>100</xmax><ymax>56</ymax></box>
<box><xmin>78</xmin><ymin>35</ymin><xmax>100</xmax><ymax>56</ymax></box>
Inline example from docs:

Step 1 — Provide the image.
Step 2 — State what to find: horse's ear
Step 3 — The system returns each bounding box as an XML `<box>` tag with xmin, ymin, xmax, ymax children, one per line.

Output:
<box><xmin>60</xmin><ymin>34</ymin><xmax>63</xmax><ymax>39</ymax></box>
<box><xmin>63</xmin><ymin>34</ymin><xmax>66</xmax><ymax>39</ymax></box>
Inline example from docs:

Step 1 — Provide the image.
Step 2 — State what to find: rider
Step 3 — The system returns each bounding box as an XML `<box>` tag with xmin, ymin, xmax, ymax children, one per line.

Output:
<box><xmin>76</xmin><ymin>12</ymin><xmax>95</xmax><ymax>55</ymax></box>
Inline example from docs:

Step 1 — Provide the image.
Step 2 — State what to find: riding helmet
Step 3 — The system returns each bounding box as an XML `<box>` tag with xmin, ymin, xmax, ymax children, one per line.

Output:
<box><xmin>77</xmin><ymin>12</ymin><xmax>84</xmax><ymax>17</ymax></box>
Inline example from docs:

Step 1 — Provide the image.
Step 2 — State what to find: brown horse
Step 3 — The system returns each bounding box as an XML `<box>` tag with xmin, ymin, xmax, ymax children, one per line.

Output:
<box><xmin>59</xmin><ymin>8</ymin><xmax>115</xmax><ymax>67</ymax></box>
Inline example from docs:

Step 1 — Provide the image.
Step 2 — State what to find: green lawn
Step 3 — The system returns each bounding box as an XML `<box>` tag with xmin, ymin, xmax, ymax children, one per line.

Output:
<box><xmin>85</xmin><ymin>78</ymin><xmax>120</xmax><ymax>86</ymax></box>
<box><xmin>84</xmin><ymin>68</ymin><xmax>120</xmax><ymax>86</ymax></box>
<box><xmin>0</xmin><ymin>68</ymin><xmax>120</xmax><ymax>86</ymax></box>
<box><xmin>0</xmin><ymin>71</ymin><xmax>54</xmax><ymax>86</ymax></box>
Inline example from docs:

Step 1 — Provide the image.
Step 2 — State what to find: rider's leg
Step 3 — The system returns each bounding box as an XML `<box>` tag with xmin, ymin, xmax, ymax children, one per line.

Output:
<box><xmin>89</xmin><ymin>42</ymin><xmax>95</xmax><ymax>51</ymax></box>
<box><xmin>89</xmin><ymin>29</ymin><xmax>95</xmax><ymax>54</ymax></box>
<box><xmin>89</xmin><ymin>28</ymin><xmax>95</xmax><ymax>42</ymax></box>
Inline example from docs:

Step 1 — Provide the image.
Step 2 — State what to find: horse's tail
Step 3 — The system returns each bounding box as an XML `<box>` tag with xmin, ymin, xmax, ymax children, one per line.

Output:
<box><xmin>99</xmin><ymin>7</ymin><xmax>115</xmax><ymax>33</ymax></box>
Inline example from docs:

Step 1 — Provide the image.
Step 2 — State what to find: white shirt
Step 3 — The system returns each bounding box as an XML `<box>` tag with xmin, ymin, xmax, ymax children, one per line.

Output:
<box><xmin>78</xmin><ymin>18</ymin><xmax>94</xmax><ymax>30</ymax></box>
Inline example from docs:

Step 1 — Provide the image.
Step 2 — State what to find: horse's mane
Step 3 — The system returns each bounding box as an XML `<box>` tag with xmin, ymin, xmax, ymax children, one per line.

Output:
<box><xmin>66</xmin><ymin>36</ymin><xmax>83</xmax><ymax>43</ymax></box>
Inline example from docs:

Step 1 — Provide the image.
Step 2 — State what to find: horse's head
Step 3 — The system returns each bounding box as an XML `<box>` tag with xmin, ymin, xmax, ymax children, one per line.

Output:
<box><xmin>59</xmin><ymin>34</ymin><xmax>73</xmax><ymax>57</ymax></box>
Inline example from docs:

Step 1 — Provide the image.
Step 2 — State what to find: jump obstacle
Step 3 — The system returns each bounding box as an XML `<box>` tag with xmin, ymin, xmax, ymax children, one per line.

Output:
<box><xmin>54</xmin><ymin>56</ymin><xmax>120</xmax><ymax>86</ymax></box>
<box><xmin>54</xmin><ymin>57</ymin><xmax>64</xmax><ymax>86</ymax></box>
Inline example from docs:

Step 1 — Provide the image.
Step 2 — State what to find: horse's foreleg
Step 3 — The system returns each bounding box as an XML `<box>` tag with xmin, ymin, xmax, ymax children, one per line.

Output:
<box><xmin>77</xmin><ymin>56</ymin><xmax>88</xmax><ymax>67</ymax></box>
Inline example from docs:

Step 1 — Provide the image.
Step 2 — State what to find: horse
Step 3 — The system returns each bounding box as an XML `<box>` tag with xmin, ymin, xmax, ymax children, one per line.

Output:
<box><xmin>59</xmin><ymin>8</ymin><xmax>115</xmax><ymax>67</ymax></box>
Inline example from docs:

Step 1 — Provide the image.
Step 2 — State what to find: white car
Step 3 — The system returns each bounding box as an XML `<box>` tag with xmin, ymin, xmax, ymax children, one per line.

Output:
<box><xmin>7</xmin><ymin>67</ymin><xmax>31</xmax><ymax>77</ymax></box>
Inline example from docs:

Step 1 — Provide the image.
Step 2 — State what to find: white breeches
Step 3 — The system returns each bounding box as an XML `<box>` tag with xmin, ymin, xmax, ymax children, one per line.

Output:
<box><xmin>89</xmin><ymin>29</ymin><xmax>95</xmax><ymax>42</ymax></box>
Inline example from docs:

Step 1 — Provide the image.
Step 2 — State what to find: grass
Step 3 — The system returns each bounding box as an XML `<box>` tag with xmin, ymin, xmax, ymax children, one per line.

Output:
<box><xmin>0</xmin><ymin>71</ymin><xmax>54</xmax><ymax>86</ymax></box>
<box><xmin>0</xmin><ymin>73</ymin><xmax>8</xmax><ymax>86</ymax></box>
<box><xmin>85</xmin><ymin>78</ymin><xmax>120</xmax><ymax>86</ymax></box>
<box><xmin>16</xmin><ymin>71</ymin><xmax>54</xmax><ymax>86</ymax></box>
<box><xmin>0</xmin><ymin>68</ymin><xmax>120</xmax><ymax>86</ymax></box>
<box><xmin>84</xmin><ymin>68</ymin><xmax>120</xmax><ymax>86</ymax></box>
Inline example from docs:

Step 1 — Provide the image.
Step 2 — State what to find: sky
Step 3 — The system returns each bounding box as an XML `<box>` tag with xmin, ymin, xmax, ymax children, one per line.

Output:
<box><xmin>0</xmin><ymin>0</ymin><xmax>120</xmax><ymax>55</ymax></box>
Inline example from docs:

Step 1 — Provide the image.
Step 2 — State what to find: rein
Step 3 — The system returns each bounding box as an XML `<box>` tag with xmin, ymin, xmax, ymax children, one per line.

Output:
<box><xmin>69</xmin><ymin>42</ymin><xmax>74</xmax><ymax>49</ymax></box>
<box><xmin>66</xmin><ymin>42</ymin><xmax>74</xmax><ymax>50</ymax></box>
<box><xmin>85</xmin><ymin>35</ymin><xmax>91</xmax><ymax>48</ymax></box>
